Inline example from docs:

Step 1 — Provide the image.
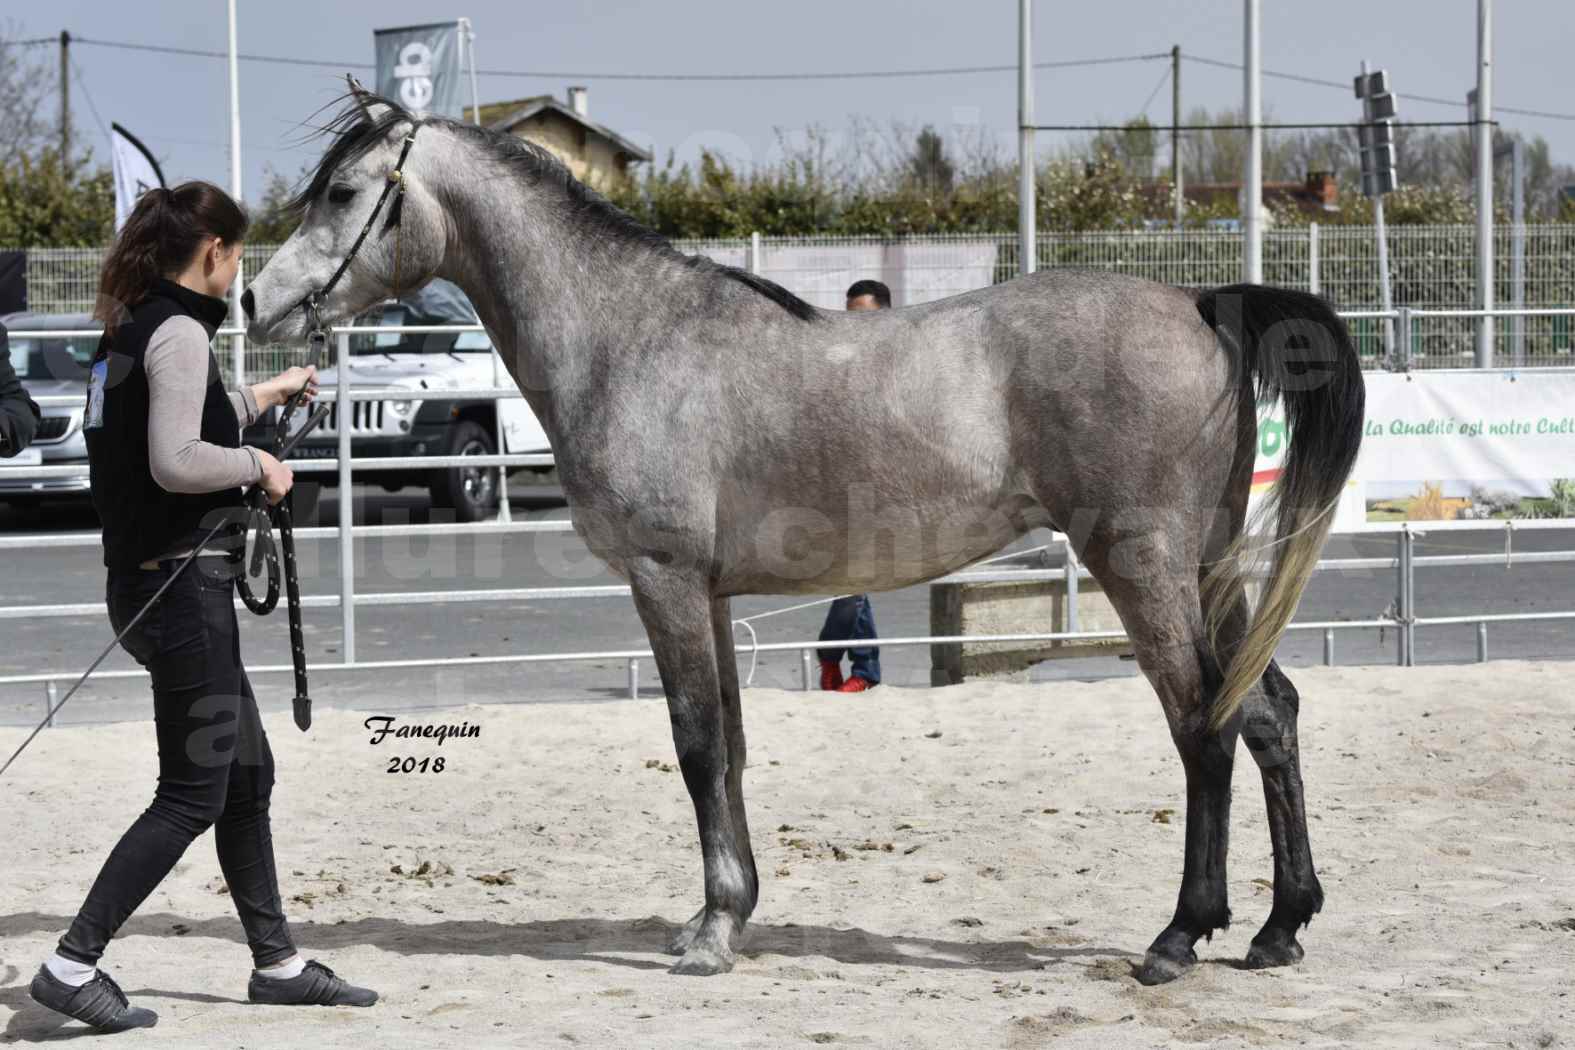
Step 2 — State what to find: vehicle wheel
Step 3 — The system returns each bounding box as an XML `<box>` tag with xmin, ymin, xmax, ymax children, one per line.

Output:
<box><xmin>429</xmin><ymin>420</ymin><xmax>499</xmax><ymax>522</ymax></box>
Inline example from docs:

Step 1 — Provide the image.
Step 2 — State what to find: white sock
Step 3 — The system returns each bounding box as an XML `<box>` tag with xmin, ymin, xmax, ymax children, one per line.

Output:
<box><xmin>255</xmin><ymin>954</ymin><xmax>306</xmax><ymax>980</ymax></box>
<box><xmin>44</xmin><ymin>952</ymin><xmax>98</xmax><ymax>987</ymax></box>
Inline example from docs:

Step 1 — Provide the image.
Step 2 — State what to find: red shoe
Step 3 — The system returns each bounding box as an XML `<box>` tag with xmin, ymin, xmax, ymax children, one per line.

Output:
<box><xmin>837</xmin><ymin>676</ymin><xmax>875</xmax><ymax>693</ymax></box>
<box><xmin>819</xmin><ymin>660</ymin><xmax>844</xmax><ymax>691</ymax></box>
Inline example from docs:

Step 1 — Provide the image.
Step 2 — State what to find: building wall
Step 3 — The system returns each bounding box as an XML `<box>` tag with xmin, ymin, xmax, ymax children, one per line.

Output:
<box><xmin>514</xmin><ymin>113</ymin><xmax>628</xmax><ymax>190</ymax></box>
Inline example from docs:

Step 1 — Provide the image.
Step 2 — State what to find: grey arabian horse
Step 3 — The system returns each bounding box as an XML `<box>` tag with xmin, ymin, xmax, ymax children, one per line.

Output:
<box><xmin>246</xmin><ymin>90</ymin><xmax>1365</xmax><ymax>984</ymax></box>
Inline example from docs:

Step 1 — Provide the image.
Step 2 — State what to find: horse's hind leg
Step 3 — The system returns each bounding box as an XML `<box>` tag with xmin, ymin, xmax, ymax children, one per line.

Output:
<box><xmin>1080</xmin><ymin>528</ymin><xmax>1236</xmax><ymax>986</ymax></box>
<box><xmin>1240</xmin><ymin>659</ymin><xmax>1324</xmax><ymax>967</ymax></box>
<box><xmin>667</xmin><ymin>597</ymin><xmax>759</xmax><ymax>956</ymax></box>
<box><xmin>627</xmin><ymin>563</ymin><xmax>754</xmax><ymax>976</ymax></box>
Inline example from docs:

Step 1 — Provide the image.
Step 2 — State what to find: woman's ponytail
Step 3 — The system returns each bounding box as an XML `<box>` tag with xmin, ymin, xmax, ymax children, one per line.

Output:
<box><xmin>96</xmin><ymin>181</ymin><xmax>249</xmax><ymax>335</ymax></box>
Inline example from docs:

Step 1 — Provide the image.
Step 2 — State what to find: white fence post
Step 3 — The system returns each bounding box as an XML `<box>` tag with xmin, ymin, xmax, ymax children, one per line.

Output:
<box><xmin>1308</xmin><ymin>222</ymin><xmax>1319</xmax><ymax>295</ymax></box>
<box><xmin>491</xmin><ymin>350</ymin><xmax>512</xmax><ymax>523</ymax></box>
<box><xmin>336</xmin><ymin>330</ymin><xmax>356</xmax><ymax>664</ymax></box>
<box><xmin>1063</xmin><ymin>540</ymin><xmax>1079</xmax><ymax>633</ymax></box>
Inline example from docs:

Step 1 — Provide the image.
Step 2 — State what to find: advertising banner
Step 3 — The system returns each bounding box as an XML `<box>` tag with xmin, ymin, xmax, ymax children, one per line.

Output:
<box><xmin>110</xmin><ymin>123</ymin><xmax>165</xmax><ymax>232</ymax></box>
<box><xmin>1254</xmin><ymin>371</ymin><xmax>1575</xmax><ymax>523</ymax></box>
<box><xmin>374</xmin><ymin>22</ymin><xmax>464</xmax><ymax>119</ymax></box>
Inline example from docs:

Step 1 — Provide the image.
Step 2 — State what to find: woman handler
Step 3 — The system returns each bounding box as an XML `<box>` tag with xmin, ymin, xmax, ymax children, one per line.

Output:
<box><xmin>29</xmin><ymin>182</ymin><xmax>377</xmax><ymax>1032</ymax></box>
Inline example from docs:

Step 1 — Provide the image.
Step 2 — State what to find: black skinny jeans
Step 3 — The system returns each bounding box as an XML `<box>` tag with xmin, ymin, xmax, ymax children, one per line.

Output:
<box><xmin>57</xmin><ymin>555</ymin><xmax>296</xmax><ymax>968</ymax></box>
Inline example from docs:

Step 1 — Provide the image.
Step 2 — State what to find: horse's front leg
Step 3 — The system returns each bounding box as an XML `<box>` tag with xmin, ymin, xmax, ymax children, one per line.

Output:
<box><xmin>628</xmin><ymin>562</ymin><xmax>754</xmax><ymax>976</ymax></box>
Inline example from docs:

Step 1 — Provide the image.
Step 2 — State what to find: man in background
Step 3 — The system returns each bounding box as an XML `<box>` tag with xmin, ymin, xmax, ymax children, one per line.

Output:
<box><xmin>0</xmin><ymin>320</ymin><xmax>42</xmax><ymax>458</ymax></box>
<box><xmin>817</xmin><ymin>279</ymin><xmax>891</xmax><ymax>693</ymax></box>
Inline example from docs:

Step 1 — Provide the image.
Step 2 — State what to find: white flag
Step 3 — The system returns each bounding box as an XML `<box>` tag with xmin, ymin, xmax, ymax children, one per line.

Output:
<box><xmin>110</xmin><ymin>123</ymin><xmax>165</xmax><ymax>232</ymax></box>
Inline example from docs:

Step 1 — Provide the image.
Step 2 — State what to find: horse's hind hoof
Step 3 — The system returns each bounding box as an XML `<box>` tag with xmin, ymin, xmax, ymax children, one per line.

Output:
<box><xmin>1244</xmin><ymin>930</ymin><xmax>1305</xmax><ymax>970</ymax></box>
<box><xmin>1134</xmin><ymin>946</ymin><xmax>1197</xmax><ymax>986</ymax></box>
<box><xmin>670</xmin><ymin>945</ymin><xmax>734</xmax><ymax>976</ymax></box>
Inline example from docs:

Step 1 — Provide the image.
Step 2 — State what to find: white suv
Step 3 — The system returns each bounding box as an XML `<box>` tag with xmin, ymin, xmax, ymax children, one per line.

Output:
<box><xmin>246</xmin><ymin>281</ymin><xmax>549</xmax><ymax>521</ymax></box>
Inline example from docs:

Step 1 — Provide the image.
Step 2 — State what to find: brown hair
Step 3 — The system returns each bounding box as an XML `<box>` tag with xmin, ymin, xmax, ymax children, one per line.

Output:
<box><xmin>96</xmin><ymin>180</ymin><xmax>248</xmax><ymax>334</ymax></box>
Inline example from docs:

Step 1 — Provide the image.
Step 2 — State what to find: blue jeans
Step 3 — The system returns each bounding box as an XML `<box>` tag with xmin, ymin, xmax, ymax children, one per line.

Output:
<box><xmin>817</xmin><ymin>594</ymin><xmax>880</xmax><ymax>684</ymax></box>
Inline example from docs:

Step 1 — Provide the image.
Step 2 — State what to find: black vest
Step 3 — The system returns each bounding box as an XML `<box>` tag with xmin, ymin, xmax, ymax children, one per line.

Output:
<box><xmin>86</xmin><ymin>278</ymin><xmax>243</xmax><ymax>570</ymax></box>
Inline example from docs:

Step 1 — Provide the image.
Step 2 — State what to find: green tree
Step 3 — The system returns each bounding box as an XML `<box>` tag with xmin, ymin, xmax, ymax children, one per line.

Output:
<box><xmin>908</xmin><ymin>126</ymin><xmax>954</xmax><ymax>196</ymax></box>
<box><xmin>248</xmin><ymin>166</ymin><xmax>300</xmax><ymax>243</ymax></box>
<box><xmin>0</xmin><ymin>148</ymin><xmax>113</xmax><ymax>246</ymax></box>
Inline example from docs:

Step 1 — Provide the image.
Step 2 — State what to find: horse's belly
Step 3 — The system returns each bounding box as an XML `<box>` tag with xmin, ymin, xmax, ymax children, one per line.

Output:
<box><xmin>714</xmin><ymin>490</ymin><xmax>1049</xmax><ymax>596</ymax></box>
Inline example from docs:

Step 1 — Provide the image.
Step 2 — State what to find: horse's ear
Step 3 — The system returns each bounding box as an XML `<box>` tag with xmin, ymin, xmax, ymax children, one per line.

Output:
<box><xmin>345</xmin><ymin>73</ymin><xmax>393</xmax><ymax>124</ymax></box>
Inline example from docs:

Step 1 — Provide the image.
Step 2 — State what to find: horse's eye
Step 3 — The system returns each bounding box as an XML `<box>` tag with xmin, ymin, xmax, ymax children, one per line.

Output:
<box><xmin>327</xmin><ymin>185</ymin><xmax>357</xmax><ymax>205</ymax></box>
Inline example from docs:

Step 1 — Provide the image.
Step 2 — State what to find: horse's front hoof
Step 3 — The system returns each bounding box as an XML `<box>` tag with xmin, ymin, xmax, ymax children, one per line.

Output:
<box><xmin>670</xmin><ymin>945</ymin><xmax>734</xmax><ymax>976</ymax></box>
<box><xmin>1134</xmin><ymin>945</ymin><xmax>1197</xmax><ymax>985</ymax></box>
<box><xmin>1244</xmin><ymin>929</ymin><xmax>1305</xmax><ymax>969</ymax></box>
<box><xmin>664</xmin><ymin>909</ymin><xmax>706</xmax><ymax>956</ymax></box>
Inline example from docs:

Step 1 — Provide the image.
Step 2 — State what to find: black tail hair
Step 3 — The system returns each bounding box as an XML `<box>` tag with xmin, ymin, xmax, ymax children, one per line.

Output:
<box><xmin>1194</xmin><ymin>283</ymin><xmax>1366</xmax><ymax>728</ymax></box>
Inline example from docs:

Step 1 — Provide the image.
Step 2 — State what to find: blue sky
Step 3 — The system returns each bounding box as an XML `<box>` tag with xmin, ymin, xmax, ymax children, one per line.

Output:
<box><xmin>8</xmin><ymin>0</ymin><xmax>1572</xmax><ymax>204</ymax></box>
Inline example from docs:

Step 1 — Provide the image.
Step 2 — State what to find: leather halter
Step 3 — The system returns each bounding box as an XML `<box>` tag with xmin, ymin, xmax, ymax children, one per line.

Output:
<box><xmin>298</xmin><ymin>122</ymin><xmax>422</xmax><ymax>347</ymax></box>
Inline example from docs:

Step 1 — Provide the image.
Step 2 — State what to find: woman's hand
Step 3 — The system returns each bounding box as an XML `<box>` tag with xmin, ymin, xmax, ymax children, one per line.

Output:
<box><xmin>254</xmin><ymin>365</ymin><xmax>319</xmax><ymax>412</ymax></box>
<box><xmin>255</xmin><ymin>449</ymin><xmax>294</xmax><ymax>505</ymax></box>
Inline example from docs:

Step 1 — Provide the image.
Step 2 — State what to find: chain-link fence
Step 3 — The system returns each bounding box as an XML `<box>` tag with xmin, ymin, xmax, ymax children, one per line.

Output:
<box><xmin>11</xmin><ymin>225</ymin><xmax>1574</xmax><ymax>374</ymax></box>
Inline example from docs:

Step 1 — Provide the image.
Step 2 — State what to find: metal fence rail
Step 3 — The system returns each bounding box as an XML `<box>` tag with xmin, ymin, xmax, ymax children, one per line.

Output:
<box><xmin>5</xmin><ymin>316</ymin><xmax>1575</xmax><ymax>724</ymax></box>
<box><xmin>10</xmin><ymin>223</ymin><xmax>1575</xmax><ymax>373</ymax></box>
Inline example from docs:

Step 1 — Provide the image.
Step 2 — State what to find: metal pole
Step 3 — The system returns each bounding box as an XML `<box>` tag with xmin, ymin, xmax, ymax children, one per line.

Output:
<box><xmin>800</xmin><ymin>649</ymin><xmax>813</xmax><ymax>692</ymax></box>
<box><xmin>336</xmin><ymin>331</ymin><xmax>356</xmax><ymax>664</ymax></box>
<box><xmin>1017</xmin><ymin>0</ymin><xmax>1036</xmax><ymax>277</ymax></box>
<box><xmin>1396</xmin><ymin>305</ymin><xmax>1413</xmax><ymax>371</ymax></box>
<box><xmin>1308</xmin><ymin>222</ymin><xmax>1320</xmax><ymax>294</ymax></box>
<box><xmin>1394</xmin><ymin>530</ymin><xmax>1408</xmax><ymax>666</ymax></box>
<box><xmin>1511</xmin><ymin>138</ymin><xmax>1525</xmax><ymax>368</ymax></box>
<box><xmin>1242</xmin><ymin>0</ymin><xmax>1263</xmax><ymax>284</ymax></box>
<box><xmin>58</xmin><ymin>31</ymin><xmax>70</xmax><ymax>169</ymax></box>
<box><xmin>227</xmin><ymin>0</ymin><xmax>247</xmax><ymax>387</ymax></box>
<box><xmin>461</xmin><ymin>17</ymin><xmax>482</xmax><ymax>124</ymax></box>
<box><xmin>1362</xmin><ymin>61</ymin><xmax>1396</xmax><ymax>359</ymax></box>
<box><xmin>45</xmin><ymin>680</ymin><xmax>58</xmax><ymax>728</ymax></box>
<box><xmin>491</xmin><ymin>345</ymin><xmax>511</xmax><ymax>523</ymax></box>
<box><xmin>1475</xmin><ymin>622</ymin><xmax>1488</xmax><ymax>663</ymax></box>
<box><xmin>1171</xmin><ymin>44</ymin><xmax>1183</xmax><ymax>226</ymax></box>
<box><xmin>627</xmin><ymin>658</ymin><xmax>639</xmax><ymax>700</ymax></box>
<box><xmin>749</xmin><ymin>231</ymin><xmax>762</xmax><ymax>275</ymax></box>
<box><xmin>1475</xmin><ymin>0</ymin><xmax>1494</xmax><ymax>368</ymax></box>
<box><xmin>1395</xmin><ymin>527</ymin><xmax>1416</xmax><ymax>667</ymax></box>
<box><xmin>1063</xmin><ymin>540</ymin><xmax>1079</xmax><ymax>633</ymax></box>
<box><xmin>1374</xmin><ymin>196</ymin><xmax>1395</xmax><ymax>357</ymax></box>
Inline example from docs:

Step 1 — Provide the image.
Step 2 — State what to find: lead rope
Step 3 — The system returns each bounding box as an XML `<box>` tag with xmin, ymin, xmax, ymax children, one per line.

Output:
<box><xmin>235</xmin><ymin>356</ymin><xmax>328</xmax><ymax>731</ymax></box>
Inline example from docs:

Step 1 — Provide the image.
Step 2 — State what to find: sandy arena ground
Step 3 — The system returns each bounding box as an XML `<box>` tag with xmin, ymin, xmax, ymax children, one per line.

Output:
<box><xmin>2</xmin><ymin>661</ymin><xmax>1572</xmax><ymax>1048</ymax></box>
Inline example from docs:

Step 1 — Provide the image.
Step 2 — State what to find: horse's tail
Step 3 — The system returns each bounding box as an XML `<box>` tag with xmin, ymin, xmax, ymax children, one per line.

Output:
<box><xmin>1195</xmin><ymin>284</ymin><xmax>1365</xmax><ymax>731</ymax></box>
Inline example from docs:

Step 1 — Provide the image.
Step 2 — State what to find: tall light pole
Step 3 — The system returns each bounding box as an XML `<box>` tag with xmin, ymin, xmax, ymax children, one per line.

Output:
<box><xmin>1172</xmin><ymin>44</ymin><xmax>1183</xmax><ymax>226</ymax></box>
<box><xmin>1242</xmin><ymin>0</ymin><xmax>1263</xmax><ymax>284</ymax></box>
<box><xmin>228</xmin><ymin>0</ymin><xmax>246</xmax><ymax>384</ymax></box>
<box><xmin>1018</xmin><ymin>0</ymin><xmax>1036</xmax><ymax>277</ymax></box>
<box><xmin>1475</xmin><ymin>0</ymin><xmax>1494</xmax><ymax>368</ymax></box>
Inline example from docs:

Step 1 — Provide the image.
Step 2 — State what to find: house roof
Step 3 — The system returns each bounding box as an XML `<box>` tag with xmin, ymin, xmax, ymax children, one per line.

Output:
<box><xmin>474</xmin><ymin>96</ymin><xmax>652</xmax><ymax>164</ymax></box>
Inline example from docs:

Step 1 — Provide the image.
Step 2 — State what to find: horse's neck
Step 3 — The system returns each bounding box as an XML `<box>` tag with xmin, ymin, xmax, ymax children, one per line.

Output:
<box><xmin>432</xmin><ymin>165</ymin><xmax>672</xmax><ymax>442</ymax></box>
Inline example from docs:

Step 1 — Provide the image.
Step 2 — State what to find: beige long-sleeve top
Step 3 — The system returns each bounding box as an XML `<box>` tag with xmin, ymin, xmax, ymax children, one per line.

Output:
<box><xmin>143</xmin><ymin>315</ymin><xmax>264</xmax><ymax>493</ymax></box>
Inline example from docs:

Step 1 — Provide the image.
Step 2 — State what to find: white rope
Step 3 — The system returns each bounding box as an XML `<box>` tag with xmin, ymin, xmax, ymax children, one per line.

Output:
<box><xmin>734</xmin><ymin>618</ymin><xmax>761</xmax><ymax>687</ymax></box>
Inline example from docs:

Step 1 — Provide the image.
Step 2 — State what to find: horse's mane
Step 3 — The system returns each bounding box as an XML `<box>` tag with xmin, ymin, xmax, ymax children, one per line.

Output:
<box><xmin>290</xmin><ymin>90</ymin><xmax>820</xmax><ymax>324</ymax></box>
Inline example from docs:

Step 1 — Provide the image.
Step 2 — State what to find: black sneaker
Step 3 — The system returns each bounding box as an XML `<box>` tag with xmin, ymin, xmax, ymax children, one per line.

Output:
<box><xmin>248</xmin><ymin>960</ymin><xmax>378</xmax><ymax>1007</ymax></box>
<box><xmin>28</xmin><ymin>965</ymin><xmax>158</xmax><ymax>1033</ymax></box>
